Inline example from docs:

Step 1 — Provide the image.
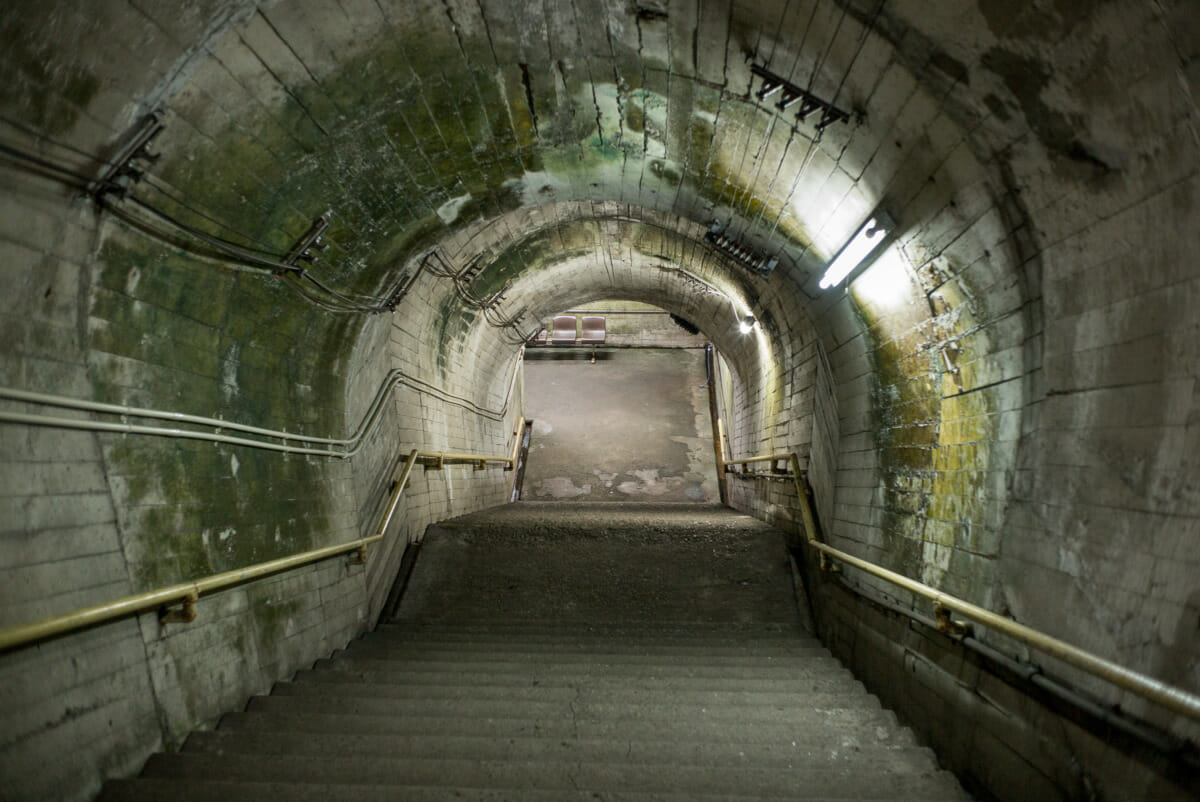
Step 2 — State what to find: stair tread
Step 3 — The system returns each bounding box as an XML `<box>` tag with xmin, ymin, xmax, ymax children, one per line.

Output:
<box><xmin>234</xmin><ymin>702</ymin><xmax>908</xmax><ymax>741</ymax></box>
<box><xmin>268</xmin><ymin>679</ymin><xmax>880</xmax><ymax>710</ymax></box>
<box><xmin>354</xmin><ymin>637</ymin><xmax>829</xmax><ymax>651</ymax></box>
<box><xmin>381</xmin><ymin>621</ymin><xmax>808</xmax><ymax>633</ymax></box>
<box><xmin>250</xmin><ymin>687</ymin><xmax>883</xmax><ymax>718</ymax></box>
<box><xmin>294</xmin><ymin>667</ymin><xmax>864</xmax><ymax>692</ymax></box>
<box><xmin>328</xmin><ymin>650</ymin><xmax>841</xmax><ymax>668</ymax></box>
<box><xmin>138</xmin><ymin>752</ymin><xmax>964</xmax><ymax>797</ymax></box>
<box><xmin>185</xmin><ymin>729</ymin><xmax>935</xmax><ymax>767</ymax></box>
<box><xmin>315</xmin><ymin>654</ymin><xmax>850</xmax><ymax>680</ymax></box>
<box><xmin>98</xmin><ymin>778</ymin><xmax>967</xmax><ymax>802</ymax></box>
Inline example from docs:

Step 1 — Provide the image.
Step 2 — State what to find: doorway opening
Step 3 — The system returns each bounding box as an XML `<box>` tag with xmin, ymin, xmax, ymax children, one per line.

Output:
<box><xmin>521</xmin><ymin>301</ymin><xmax>721</xmax><ymax>503</ymax></box>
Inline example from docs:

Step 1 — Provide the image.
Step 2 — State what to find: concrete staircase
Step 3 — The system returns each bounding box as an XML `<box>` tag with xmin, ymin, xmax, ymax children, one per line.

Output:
<box><xmin>98</xmin><ymin>502</ymin><xmax>966</xmax><ymax>801</ymax></box>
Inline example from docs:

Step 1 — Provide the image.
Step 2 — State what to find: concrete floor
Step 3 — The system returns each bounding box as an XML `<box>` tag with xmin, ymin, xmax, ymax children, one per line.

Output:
<box><xmin>522</xmin><ymin>348</ymin><xmax>718</xmax><ymax>503</ymax></box>
<box><xmin>398</xmin><ymin>502</ymin><xmax>802</xmax><ymax>626</ymax></box>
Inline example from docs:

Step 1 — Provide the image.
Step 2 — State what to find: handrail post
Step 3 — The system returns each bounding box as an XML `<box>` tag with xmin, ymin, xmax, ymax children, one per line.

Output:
<box><xmin>789</xmin><ymin>454</ymin><xmax>820</xmax><ymax>547</ymax></box>
<box><xmin>377</xmin><ymin>448</ymin><xmax>420</xmax><ymax>541</ymax></box>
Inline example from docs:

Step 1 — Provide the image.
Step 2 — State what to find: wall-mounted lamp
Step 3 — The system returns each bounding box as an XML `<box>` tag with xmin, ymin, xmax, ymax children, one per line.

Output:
<box><xmin>819</xmin><ymin>212</ymin><xmax>894</xmax><ymax>289</ymax></box>
<box><xmin>738</xmin><ymin>315</ymin><xmax>756</xmax><ymax>334</ymax></box>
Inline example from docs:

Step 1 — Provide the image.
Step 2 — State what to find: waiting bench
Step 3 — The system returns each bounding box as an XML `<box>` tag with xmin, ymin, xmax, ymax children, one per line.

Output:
<box><xmin>529</xmin><ymin>315</ymin><xmax>606</xmax><ymax>361</ymax></box>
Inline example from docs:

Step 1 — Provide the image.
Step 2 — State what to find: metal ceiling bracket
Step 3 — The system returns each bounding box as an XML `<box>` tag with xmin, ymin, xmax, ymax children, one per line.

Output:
<box><xmin>281</xmin><ymin>212</ymin><xmax>332</xmax><ymax>273</ymax></box>
<box><xmin>92</xmin><ymin>113</ymin><xmax>164</xmax><ymax>202</ymax></box>
<box><xmin>750</xmin><ymin>63</ymin><xmax>852</xmax><ymax>135</ymax></box>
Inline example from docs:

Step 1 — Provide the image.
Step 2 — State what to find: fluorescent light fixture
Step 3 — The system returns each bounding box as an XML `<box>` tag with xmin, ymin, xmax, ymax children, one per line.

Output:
<box><xmin>738</xmin><ymin>315</ymin><xmax>756</xmax><ymax>334</ymax></box>
<box><xmin>819</xmin><ymin>213</ymin><xmax>893</xmax><ymax>289</ymax></box>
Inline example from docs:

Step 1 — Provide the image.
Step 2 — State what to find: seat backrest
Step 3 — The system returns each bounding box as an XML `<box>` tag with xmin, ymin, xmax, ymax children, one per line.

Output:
<box><xmin>580</xmin><ymin>316</ymin><xmax>606</xmax><ymax>343</ymax></box>
<box><xmin>551</xmin><ymin>315</ymin><xmax>578</xmax><ymax>343</ymax></box>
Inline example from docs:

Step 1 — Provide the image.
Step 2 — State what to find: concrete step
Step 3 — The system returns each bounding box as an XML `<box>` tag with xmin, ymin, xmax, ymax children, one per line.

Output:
<box><xmin>137</xmin><ymin>752</ymin><xmax>965</xmax><ymax>798</ymax></box>
<box><xmin>313</xmin><ymin>653</ymin><xmax>852</xmax><ymax>681</ymax></box>
<box><xmin>97</xmin><ymin>778</ymin><xmax>965</xmax><ymax>802</ymax></box>
<box><xmin>346</xmin><ymin>639</ymin><xmax>831</xmax><ymax>659</ymax></box>
<box><xmin>381</xmin><ymin>621</ymin><xmax>808</xmax><ymax>636</ymax></box>
<box><xmin>329</xmin><ymin>647</ymin><xmax>837</xmax><ymax>668</ymax></box>
<box><xmin>268</xmin><ymin>678</ymin><xmax>879</xmax><ymax>712</ymax></box>
<box><xmin>375</xmin><ymin>624</ymin><xmax>814</xmax><ymax>643</ymax></box>
<box><xmin>236</xmin><ymin>701</ymin><xmax>910</xmax><ymax>742</ymax></box>
<box><xmin>184</xmin><ymin>729</ymin><xmax>937</xmax><ymax>770</ymax></box>
<box><xmin>256</xmin><ymin>683</ymin><xmax>882</xmax><ymax>720</ymax></box>
<box><xmin>292</xmin><ymin>666</ymin><xmax>867</xmax><ymax>695</ymax></box>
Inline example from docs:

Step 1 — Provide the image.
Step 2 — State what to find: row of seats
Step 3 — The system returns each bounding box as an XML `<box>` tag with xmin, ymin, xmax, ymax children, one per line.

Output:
<box><xmin>530</xmin><ymin>315</ymin><xmax>606</xmax><ymax>346</ymax></box>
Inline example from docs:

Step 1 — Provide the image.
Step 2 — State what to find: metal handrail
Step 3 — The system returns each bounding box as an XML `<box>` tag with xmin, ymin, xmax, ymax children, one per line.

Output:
<box><xmin>418</xmin><ymin>451</ymin><xmax>515</xmax><ymax>469</ymax></box>
<box><xmin>724</xmin><ymin>453</ymin><xmax>792</xmax><ymax>468</ymax></box>
<box><xmin>724</xmin><ymin>452</ymin><xmax>1200</xmax><ymax>723</ymax></box>
<box><xmin>0</xmin><ymin>444</ymin><xmax>511</xmax><ymax>653</ymax></box>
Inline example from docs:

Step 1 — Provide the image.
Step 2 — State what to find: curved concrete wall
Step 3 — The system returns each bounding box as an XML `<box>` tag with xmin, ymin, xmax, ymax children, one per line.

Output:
<box><xmin>1</xmin><ymin>1</ymin><xmax>1198</xmax><ymax>799</ymax></box>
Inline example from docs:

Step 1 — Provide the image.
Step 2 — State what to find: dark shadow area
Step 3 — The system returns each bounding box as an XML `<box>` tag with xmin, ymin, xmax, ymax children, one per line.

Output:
<box><xmin>524</xmin><ymin>348</ymin><xmax>618</xmax><ymax>361</ymax></box>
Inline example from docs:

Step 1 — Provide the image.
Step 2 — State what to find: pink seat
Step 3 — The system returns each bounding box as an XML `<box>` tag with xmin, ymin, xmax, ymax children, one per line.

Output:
<box><xmin>580</xmin><ymin>316</ymin><xmax>606</xmax><ymax>345</ymax></box>
<box><xmin>550</xmin><ymin>315</ymin><xmax>577</xmax><ymax>344</ymax></box>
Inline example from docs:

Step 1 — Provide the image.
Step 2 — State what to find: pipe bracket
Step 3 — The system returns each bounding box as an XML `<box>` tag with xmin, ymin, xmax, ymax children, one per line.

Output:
<box><xmin>935</xmin><ymin>603</ymin><xmax>973</xmax><ymax>637</ymax></box>
<box><xmin>160</xmin><ymin>592</ymin><xmax>198</xmax><ymax>626</ymax></box>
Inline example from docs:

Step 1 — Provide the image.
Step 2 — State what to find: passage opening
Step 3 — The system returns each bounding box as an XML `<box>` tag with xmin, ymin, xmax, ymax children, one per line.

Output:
<box><xmin>521</xmin><ymin>301</ymin><xmax>720</xmax><ymax>503</ymax></box>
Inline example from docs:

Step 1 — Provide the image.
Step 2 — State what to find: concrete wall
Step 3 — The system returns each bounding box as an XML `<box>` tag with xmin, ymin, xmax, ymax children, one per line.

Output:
<box><xmin>802</xmin><ymin>560</ymin><xmax>1197</xmax><ymax>801</ymax></box>
<box><xmin>0</xmin><ymin>174</ymin><xmax>525</xmax><ymax>801</ymax></box>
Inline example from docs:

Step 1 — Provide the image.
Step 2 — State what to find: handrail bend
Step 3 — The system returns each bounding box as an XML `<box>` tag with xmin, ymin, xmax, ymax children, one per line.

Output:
<box><xmin>0</xmin><ymin>354</ymin><xmax>523</xmax><ymax>457</ymax></box>
<box><xmin>0</xmin><ymin>443</ymin><xmax>511</xmax><ymax>653</ymax></box>
<box><xmin>724</xmin><ymin>452</ymin><xmax>1200</xmax><ymax>724</ymax></box>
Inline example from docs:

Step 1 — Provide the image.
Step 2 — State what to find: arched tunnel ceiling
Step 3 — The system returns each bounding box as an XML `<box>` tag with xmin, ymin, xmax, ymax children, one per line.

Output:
<box><xmin>28</xmin><ymin>0</ymin><xmax>1072</xmax><ymax>408</ymax></box>
<box><xmin>32</xmin><ymin>0</ymin><xmax>1043</xmax><ymax>330</ymax></box>
<box><xmin>429</xmin><ymin>203</ymin><xmax>808</xmax><ymax>409</ymax></box>
<box><xmin>10</xmin><ymin>0</ymin><xmax>1191</xmax><ymax>348</ymax></box>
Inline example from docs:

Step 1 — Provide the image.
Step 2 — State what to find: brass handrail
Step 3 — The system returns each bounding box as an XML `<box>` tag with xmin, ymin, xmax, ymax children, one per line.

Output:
<box><xmin>725</xmin><ymin>452</ymin><xmax>1200</xmax><ymax>723</ymax></box>
<box><xmin>418</xmin><ymin>451</ymin><xmax>515</xmax><ymax>469</ymax></box>
<box><xmin>0</xmin><ymin>443</ymin><xmax>514</xmax><ymax>653</ymax></box>
<box><xmin>0</xmin><ymin>535</ymin><xmax>382</xmax><ymax>652</ymax></box>
<box><xmin>508</xmin><ymin>417</ymin><xmax>526</xmax><ymax>468</ymax></box>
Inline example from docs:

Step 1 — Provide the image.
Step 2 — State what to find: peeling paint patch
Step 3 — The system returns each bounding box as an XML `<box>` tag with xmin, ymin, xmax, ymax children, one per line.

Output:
<box><xmin>535</xmin><ymin>477</ymin><xmax>592</xmax><ymax>498</ymax></box>
<box><xmin>220</xmin><ymin>343</ymin><xmax>240</xmax><ymax>402</ymax></box>
<box><xmin>437</xmin><ymin>192</ymin><xmax>473</xmax><ymax>224</ymax></box>
<box><xmin>616</xmin><ymin>469</ymin><xmax>685</xmax><ymax>497</ymax></box>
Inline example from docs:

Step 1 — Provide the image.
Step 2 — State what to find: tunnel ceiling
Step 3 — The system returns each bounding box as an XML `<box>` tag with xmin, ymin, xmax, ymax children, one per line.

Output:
<box><xmin>12</xmin><ymin>0</ymin><xmax>1127</xmax><ymax>343</ymax></box>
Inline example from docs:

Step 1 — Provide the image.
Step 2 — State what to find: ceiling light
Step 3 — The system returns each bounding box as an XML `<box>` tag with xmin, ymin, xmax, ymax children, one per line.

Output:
<box><xmin>705</xmin><ymin>223</ymin><xmax>778</xmax><ymax>278</ymax></box>
<box><xmin>819</xmin><ymin>213</ymin><xmax>894</xmax><ymax>289</ymax></box>
<box><xmin>739</xmin><ymin>315</ymin><xmax>756</xmax><ymax>334</ymax></box>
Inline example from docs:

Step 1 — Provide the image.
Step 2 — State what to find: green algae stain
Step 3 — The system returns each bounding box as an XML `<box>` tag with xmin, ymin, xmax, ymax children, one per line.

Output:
<box><xmin>91</xmin><ymin>228</ymin><xmax>344</xmax><ymax>594</ymax></box>
<box><xmin>0</xmin><ymin>17</ymin><xmax>100</xmax><ymax>135</ymax></box>
<box><xmin>850</xmin><ymin>271</ymin><xmax>1000</xmax><ymax>591</ymax></box>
